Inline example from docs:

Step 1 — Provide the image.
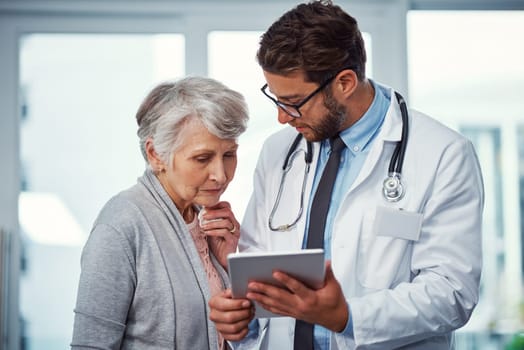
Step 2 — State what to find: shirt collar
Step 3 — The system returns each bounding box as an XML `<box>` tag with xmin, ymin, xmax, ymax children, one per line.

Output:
<box><xmin>336</xmin><ymin>79</ymin><xmax>390</xmax><ymax>154</ymax></box>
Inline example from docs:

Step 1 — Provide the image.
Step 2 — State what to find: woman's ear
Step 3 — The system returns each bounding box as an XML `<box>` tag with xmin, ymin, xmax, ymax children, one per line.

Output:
<box><xmin>335</xmin><ymin>68</ymin><xmax>358</xmax><ymax>98</ymax></box>
<box><xmin>145</xmin><ymin>138</ymin><xmax>166</xmax><ymax>173</ymax></box>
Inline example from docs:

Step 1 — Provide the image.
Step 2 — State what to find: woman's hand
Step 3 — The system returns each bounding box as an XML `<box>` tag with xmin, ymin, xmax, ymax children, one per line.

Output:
<box><xmin>209</xmin><ymin>289</ymin><xmax>254</xmax><ymax>341</ymax></box>
<box><xmin>199</xmin><ymin>201</ymin><xmax>240</xmax><ymax>268</ymax></box>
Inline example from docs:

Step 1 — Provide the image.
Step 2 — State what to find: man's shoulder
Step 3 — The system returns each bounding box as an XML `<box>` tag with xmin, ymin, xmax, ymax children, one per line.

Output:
<box><xmin>409</xmin><ymin>109</ymin><xmax>468</xmax><ymax>144</ymax></box>
<box><xmin>255</xmin><ymin>127</ymin><xmax>305</xmax><ymax>169</ymax></box>
<box><xmin>261</xmin><ymin>127</ymin><xmax>301</xmax><ymax>152</ymax></box>
<box><xmin>266</xmin><ymin>126</ymin><xmax>299</xmax><ymax>142</ymax></box>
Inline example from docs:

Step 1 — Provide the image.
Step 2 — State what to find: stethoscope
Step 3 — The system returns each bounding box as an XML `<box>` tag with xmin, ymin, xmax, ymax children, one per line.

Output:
<box><xmin>268</xmin><ymin>91</ymin><xmax>409</xmax><ymax>232</ymax></box>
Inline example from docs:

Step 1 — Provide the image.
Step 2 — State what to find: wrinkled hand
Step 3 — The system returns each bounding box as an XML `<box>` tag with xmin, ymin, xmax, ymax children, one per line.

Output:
<box><xmin>246</xmin><ymin>261</ymin><xmax>348</xmax><ymax>332</ymax></box>
<box><xmin>199</xmin><ymin>201</ymin><xmax>240</xmax><ymax>268</ymax></box>
<box><xmin>209</xmin><ymin>289</ymin><xmax>254</xmax><ymax>341</ymax></box>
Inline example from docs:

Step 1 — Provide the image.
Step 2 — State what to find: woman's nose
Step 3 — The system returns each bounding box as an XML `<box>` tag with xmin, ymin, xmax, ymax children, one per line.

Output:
<box><xmin>209</xmin><ymin>160</ymin><xmax>227</xmax><ymax>184</ymax></box>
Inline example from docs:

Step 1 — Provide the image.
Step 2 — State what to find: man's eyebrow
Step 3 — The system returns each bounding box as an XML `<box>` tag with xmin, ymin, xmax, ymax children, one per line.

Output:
<box><xmin>271</xmin><ymin>90</ymin><xmax>302</xmax><ymax>102</ymax></box>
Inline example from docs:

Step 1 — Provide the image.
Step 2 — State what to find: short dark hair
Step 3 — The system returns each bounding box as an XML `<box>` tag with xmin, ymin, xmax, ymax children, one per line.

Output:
<box><xmin>257</xmin><ymin>0</ymin><xmax>366</xmax><ymax>83</ymax></box>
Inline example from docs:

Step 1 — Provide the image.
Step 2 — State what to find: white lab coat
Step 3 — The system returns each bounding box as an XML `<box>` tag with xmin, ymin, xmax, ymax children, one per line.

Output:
<box><xmin>237</xmin><ymin>86</ymin><xmax>484</xmax><ymax>350</ymax></box>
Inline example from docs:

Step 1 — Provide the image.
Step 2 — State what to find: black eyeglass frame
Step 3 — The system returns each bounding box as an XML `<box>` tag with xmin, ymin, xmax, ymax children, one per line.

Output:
<box><xmin>260</xmin><ymin>67</ymin><xmax>354</xmax><ymax>118</ymax></box>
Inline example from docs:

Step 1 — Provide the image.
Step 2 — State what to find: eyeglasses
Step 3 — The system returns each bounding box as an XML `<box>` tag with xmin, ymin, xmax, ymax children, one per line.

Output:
<box><xmin>261</xmin><ymin>75</ymin><xmax>336</xmax><ymax>118</ymax></box>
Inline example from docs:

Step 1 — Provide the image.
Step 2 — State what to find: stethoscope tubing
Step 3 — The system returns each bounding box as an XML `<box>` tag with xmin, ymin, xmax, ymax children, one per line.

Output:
<box><xmin>268</xmin><ymin>146</ymin><xmax>311</xmax><ymax>231</ymax></box>
<box><xmin>391</xmin><ymin>92</ymin><xmax>409</xmax><ymax>175</ymax></box>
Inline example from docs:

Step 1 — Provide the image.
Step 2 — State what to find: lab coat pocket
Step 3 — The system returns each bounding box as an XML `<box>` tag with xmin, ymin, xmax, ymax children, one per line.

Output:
<box><xmin>358</xmin><ymin>206</ymin><xmax>423</xmax><ymax>290</ymax></box>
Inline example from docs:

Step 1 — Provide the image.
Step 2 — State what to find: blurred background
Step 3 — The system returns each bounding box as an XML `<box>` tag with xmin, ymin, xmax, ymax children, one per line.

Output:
<box><xmin>0</xmin><ymin>0</ymin><xmax>523</xmax><ymax>349</ymax></box>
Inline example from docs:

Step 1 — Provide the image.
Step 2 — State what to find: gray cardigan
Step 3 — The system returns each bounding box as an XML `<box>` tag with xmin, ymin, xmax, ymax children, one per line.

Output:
<box><xmin>71</xmin><ymin>169</ymin><xmax>229</xmax><ymax>349</ymax></box>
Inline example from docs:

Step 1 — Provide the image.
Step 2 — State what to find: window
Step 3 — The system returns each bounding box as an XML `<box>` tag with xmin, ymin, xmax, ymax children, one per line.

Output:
<box><xmin>18</xmin><ymin>33</ymin><xmax>184</xmax><ymax>349</ymax></box>
<box><xmin>408</xmin><ymin>10</ymin><xmax>524</xmax><ymax>348</ymax></box>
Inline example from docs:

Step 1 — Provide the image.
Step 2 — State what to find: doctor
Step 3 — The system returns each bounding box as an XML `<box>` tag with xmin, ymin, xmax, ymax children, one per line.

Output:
<box><xmin>209</xmin><ymin>1</ymin><xmax>484</xmax><ymax>349</ymax></box>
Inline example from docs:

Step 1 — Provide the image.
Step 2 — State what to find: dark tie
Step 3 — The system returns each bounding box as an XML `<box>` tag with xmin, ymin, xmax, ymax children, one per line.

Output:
<box><xmin>293</xmin><ymin>135</ymin><xmax>345</xmax><ymax>350</ymax></box>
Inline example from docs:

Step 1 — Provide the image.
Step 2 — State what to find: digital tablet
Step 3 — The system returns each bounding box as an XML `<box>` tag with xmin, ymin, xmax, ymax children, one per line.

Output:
<box><xmin>227</xmin><ymin>249</ymin><xmax>325</xmax><ymax>318</ymax></box>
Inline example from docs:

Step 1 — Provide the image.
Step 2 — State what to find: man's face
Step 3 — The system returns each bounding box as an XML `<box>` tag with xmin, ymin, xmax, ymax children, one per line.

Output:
<box><xmin>262</xmin><ymin>70</ymin><xmax>347</xmax><ymax>142</ymax></box>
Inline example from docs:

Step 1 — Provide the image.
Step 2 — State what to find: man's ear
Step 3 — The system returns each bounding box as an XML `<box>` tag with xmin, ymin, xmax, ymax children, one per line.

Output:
<box><xmin>145</xmin><ymin>138</ymin><xmax>166</xmax><ymax>173</ymax></box>
<box><xmin>334</xmin><ymin>68</ymin><xmax>358</xmax><ymax>98</ymax></box>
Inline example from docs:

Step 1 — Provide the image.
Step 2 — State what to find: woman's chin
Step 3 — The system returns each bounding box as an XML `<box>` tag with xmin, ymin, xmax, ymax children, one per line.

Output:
<box><xmin>195</xmin><ymin>198</ymin><xmax>220</xmax><ymax>208</ymax></box>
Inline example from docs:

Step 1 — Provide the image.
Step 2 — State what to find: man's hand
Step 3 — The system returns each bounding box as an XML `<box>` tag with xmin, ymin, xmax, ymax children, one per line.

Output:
<box><xmin>246</xmin><ymin>261</ymin><xmax>349</xmax><ymax>332</ymax></box>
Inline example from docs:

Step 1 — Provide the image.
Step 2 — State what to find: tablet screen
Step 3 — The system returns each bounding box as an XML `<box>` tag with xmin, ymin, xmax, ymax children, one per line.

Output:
<box><xmin>227</xmin><ymin>249</ymin><xmax>325</xmax><ymax>318</ymax></box>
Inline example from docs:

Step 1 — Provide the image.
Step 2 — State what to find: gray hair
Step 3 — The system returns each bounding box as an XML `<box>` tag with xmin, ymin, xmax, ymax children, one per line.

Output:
<box><xmin>136</xmin><ymin>76</ymin><xmax>249</xmax><ymax>165</ymax></box>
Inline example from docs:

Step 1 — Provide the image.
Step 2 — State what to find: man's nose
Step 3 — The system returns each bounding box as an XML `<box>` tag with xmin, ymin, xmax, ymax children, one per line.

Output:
<box><xmin>277</xmin><ymin>108</ymin><xmax>294</xmax><ymax>124</ymax></box>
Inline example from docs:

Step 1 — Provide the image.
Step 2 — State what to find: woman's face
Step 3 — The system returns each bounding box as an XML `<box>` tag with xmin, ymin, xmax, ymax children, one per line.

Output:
<box><xmin>157</xmin><ymin>119</ymin><xmax>238</xmax><ymax>212</ymax></box>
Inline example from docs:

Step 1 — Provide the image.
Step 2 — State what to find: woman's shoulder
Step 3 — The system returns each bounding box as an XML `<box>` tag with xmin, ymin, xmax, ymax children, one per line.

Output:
<box><xmin>92</xmin><ymin>182</ymin><xmax>155</xmax><ymax>234</ymax></box>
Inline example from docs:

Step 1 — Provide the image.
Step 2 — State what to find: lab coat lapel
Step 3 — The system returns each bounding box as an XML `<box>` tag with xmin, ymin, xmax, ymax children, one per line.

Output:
<box><xmin>349</xmin><ymin>89</ymin><xmax>403</xmax><ymax>193</ymax></box>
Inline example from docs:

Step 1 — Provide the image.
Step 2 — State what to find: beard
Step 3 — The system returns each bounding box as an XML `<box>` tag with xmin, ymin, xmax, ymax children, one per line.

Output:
<box><xmin>304</xmin><ymin>90</ymin><xmax>347</xmax><ymax>142</ymax></box>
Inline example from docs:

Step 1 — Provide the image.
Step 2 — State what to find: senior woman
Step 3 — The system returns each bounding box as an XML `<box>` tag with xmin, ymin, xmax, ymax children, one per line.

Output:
<box><xmin>71</xmin><ymin>76</ymin><xmax>249</xmax><ymax>350</ymax></box>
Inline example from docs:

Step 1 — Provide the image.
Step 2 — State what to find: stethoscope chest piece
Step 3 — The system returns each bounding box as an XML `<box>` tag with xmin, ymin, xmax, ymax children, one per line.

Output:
<box><xmin>383</xmin><ymin>172</ymin><xmax>404</xmax><ymax>202</ymax></box>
